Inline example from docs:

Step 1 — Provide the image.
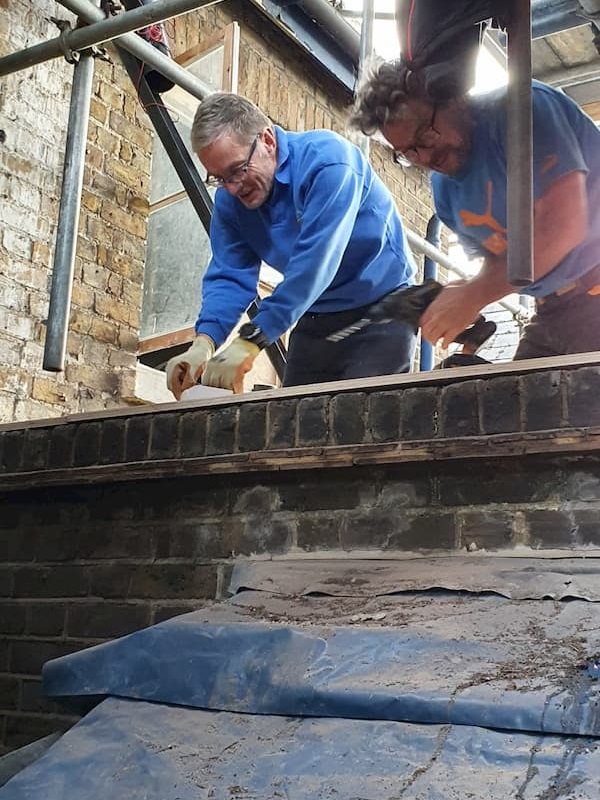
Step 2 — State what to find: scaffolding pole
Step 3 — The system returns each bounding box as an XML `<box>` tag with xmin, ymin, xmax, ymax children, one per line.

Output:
<box><xmin>1</xmin><ymin>0</ymin><xmax>213</xmax><ymax>101</ymax></box>
<box><xmin>506</xmin><ymin>0</ymin><xmax>534</xmax><ymax>286</ymax></box>
<box><xmin>43</xmin><ymin>48</ymin><xmax>96</xmax><ymax>372</ymax></box>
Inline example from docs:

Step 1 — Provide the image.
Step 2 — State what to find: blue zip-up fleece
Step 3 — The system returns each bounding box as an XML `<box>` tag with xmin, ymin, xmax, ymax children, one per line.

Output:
<box><xmin>195</xmin><ymin>127</ymin><xmax>415</xmax><ymax>346</ymax></box>
<box><xmin>432</xmin><ymin>81</ymin><xmax>600</xmax><ymax>298</ymax></box>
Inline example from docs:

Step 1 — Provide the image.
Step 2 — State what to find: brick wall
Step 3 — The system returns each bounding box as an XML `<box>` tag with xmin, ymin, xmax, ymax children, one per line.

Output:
<box><xmin>1</xmin><ymin>0</ymin><xmax>436</xmax><ymax>425</ymax></box>
<box><xmin>1</xmin><ymin>363</ymin><xmax>600</xmax><ymax>749</ymax></box>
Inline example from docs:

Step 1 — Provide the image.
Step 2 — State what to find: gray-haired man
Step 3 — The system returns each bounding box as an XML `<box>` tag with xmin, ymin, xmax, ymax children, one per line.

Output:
<box><xmin>166</xmin><ymin>92</ymin><xmax>417</xmax><ymax>397</ymax></box>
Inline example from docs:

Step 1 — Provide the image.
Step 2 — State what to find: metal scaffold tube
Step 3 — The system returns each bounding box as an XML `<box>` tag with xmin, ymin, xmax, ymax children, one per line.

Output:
<box><xmin>405</xmin><ymin>229</ymin><xmax>529</xmax><ymax>321</ymax></box>
<box><xmin>0</xmin><ymin>0</ymin><xmax>213</xmax><ymax>100</ymax></box>
<box><xmin>506</xmin><ymin>0</ymin><xmax>534</xmax><ymax>287</ymax></box>
<box><xmin>43</xmin><ymin>49</ymin><xmax>96</xmax><ymax>372</ymax></box>
<box><xmin>357</xmin><ymin>0</ymin><xmax>375</xmax><ymax>158</ymax></box>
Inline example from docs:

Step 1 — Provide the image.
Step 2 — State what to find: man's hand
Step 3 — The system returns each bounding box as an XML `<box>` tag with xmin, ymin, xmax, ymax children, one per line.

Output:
<box><xmin>165</xmin><ymin>335</ymin><xmax>215</xmax><ymax>400</ymax></box>
<box><xmin>420</xmin><ymin>283</ymin><xmax>484</xmax><ymax>349</ymax></box>
<box><xmin>201</xmin><ymin>337</ymin><xmax>260</xmax><ymax>394</ymax></box>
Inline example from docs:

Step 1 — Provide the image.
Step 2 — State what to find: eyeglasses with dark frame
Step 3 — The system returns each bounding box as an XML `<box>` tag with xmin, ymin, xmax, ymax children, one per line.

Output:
<box><xmin>392</xmin><ymin>106</ymin><xmax>440</xmax><ymax>167</ymax></box>
<box><xmin>205</xmin><ymin>133</ymin><xmax>261</xmax><ymax>188</ymax></box>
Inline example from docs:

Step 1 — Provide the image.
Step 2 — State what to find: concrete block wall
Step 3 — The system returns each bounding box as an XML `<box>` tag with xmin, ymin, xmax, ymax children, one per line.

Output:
<box><xmin>1</xmin><ymin>364</ymin><xmax>600</xmax><ymax>749</ymax></box>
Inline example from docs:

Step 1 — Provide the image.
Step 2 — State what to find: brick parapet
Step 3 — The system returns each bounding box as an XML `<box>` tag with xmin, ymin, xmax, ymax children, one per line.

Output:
<box><xmin>2</xmin><ymin>365</ymin><xmax>600</xmax><ymax>749</ymax></box>
<box><xmin>1</xmin><ymin>364</ymin><xmax>599</xmax><ymax>486</ymax></box>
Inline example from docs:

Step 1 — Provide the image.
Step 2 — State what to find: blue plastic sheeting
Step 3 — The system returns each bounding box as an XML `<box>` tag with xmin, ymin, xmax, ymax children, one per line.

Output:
<box><xmin>43</xmin><ymin>613</ymin><xmax>600</xmax><ymax>736</ymax></box>
<box><xmin>3</xmin><ymin>697</ymin><xmax>600</xmax><ymax>799</ymax></box>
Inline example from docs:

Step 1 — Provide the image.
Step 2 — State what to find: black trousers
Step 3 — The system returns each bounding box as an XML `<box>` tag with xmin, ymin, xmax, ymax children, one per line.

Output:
<box><xmin>283</xmin><ymin>305</ymin><xmax>417</xmax><ymax>387</ymax></box>
<box><xmin>515</xmin><ymin>290</ymin><xmax>600</xmax><ymax>360</ymax></box>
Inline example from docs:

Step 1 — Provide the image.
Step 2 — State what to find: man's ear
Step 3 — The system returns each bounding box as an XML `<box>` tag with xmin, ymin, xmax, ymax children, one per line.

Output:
<box><xmin>262</xmin><ymin>126</ymin><xmax>277</xmax><ymax>153</ymax></box>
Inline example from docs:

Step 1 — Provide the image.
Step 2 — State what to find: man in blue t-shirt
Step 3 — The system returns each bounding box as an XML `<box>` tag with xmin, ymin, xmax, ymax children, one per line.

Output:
<box><xmin>352</xmin><ymin>62</ymin><xmax>600</xmax><ymax>360</ymax></box>
<box><xmin>166</xmin><ymin>92</ymin><xmax>416</xmax><ymax>397</ymax></box>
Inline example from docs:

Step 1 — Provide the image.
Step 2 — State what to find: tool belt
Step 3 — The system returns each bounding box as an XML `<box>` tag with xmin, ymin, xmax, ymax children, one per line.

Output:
<box><xmin>536</xmin><ymin>264</ymin><xmax>600</xmax><ymax>309</ymax></box>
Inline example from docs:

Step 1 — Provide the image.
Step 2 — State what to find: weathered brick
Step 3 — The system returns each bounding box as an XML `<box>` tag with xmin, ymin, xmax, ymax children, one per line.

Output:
<box><xmin>98</xmin><ymin>417</ymin><xmax>127</xmax><ymax>464</ymax></box>
<box><xmin>83</xmin><ymin>520</ymin><xmax>154</xmax><ymax>559</ymax></box>
<box><xmin>21</xmin><ymin>428</ymin><xmax>49</xmax><ymax>471</ymax></box>
<box><xmin>0</xmin><ymin>429</ymin><xmax>24</xmax><ymax>472</ymax></box>
<box><xmin>238</xmin><ymin>402</ymin><xmax>267</xmax><ymax>452</ymax></box>
<box><xmin>0</xmin><ymin>568</ymin><xmax>14</xmax><ymax>598</ymax></box>
<box><xmin>236</xmin><ymin>516</ymin><xmax>294</xmax><ymax>555</ymax></box>
<box><xmin>367</xmin><ymin>391</ymin><xmax>401</xmax><ymax>443</ymax></box>
<box><xmin>459</xmin><ymin>510</ymin><xmax>514</xmax><ymax>550</ymax></box>
<box><xmin>439</xmin><ymin>465</ymin><xmax>555</xmax><ymax>506</ymax></box>
<box><xmin>387</xmin><ymin>512</ymin><xmax>457</xmax><ymax>551</ymax></box>
<box><xmin>297</xmin><ymin>396</ymin><xmax>328</xmax><ymax>446</ymax></box>
<box><xmin>88</xmin><ymin>565</ymin><xmax>134</xmax><ymax>599</ymax></box>
<box><xmin>267</xmin><ymin>400</ymin><xmax>297</xmax><ymax>449</ymax></box>
<box><xmin>26</xmin><ymin>604</ymin><xmax>66</xmax><ymax>637</ymax></box>
<box><xmin>179</xmin><ymin>410</ymin><xmax>207</xmax><ymax>458</ymax></box>
<box><xmin>374</xmin><ymin>479</ymin><xmax>431</xmax><ymax>509</ymax></box>
<box><xmin>67</xmin><ymin>602</ymin><xmax>151</xmax><ymax>638</ymax></box>
<box><xmin>0</xmin><ymin>641</ymin><xmax>9</xmax><ymax>672</ymax></box>
<box><xmin>573</xmin><ymin>509</ymin><xmax>600</xmax><ymax>546</ymax></box>
<box><xmin>520</xmin><ymin>371</ymin><xmax>563</xmax><ymax>431</ymax></box>
<box><xmin>128</xmin><ymin>565</ymin><xmax>218</xmax><ymax>599</ymax></box>
<box><xmin>278</xmin><ymin>477</ymin><xmax>368</xmax><ymax>511</ymax></box>
<box><xmin>342</xmin><ymin>511</ymin><xmax>396</xmax><ymax>549</ymax></box>
<box><xmin>480</xmin><ymin>376</ymin><xmax>520</xmax><ymax>435</ymax></box>
<box><xmin>206</xmin><ymin>407</ymin><xmax>237</xmax><ymax>456</ymax></box>
<box><xmin>297</xmin><ymin>514</ymin><xmax>343</xmax><ymax>551</ymax></box>
<box><xmin>401</xmin><ymin>387</ymin><xmax>438</xmax><ymax>440</ymax></box>
<box><xmin>331</xmin><ymin>393</ymin><xmax>366</xmax><ymax>445</ymax></box>
<box><xmin>73</xmin><ymin>422</ymin><xmax>101</xmax><ymax>467</ymax></box>
<box><xmin>125</xmin><ymin>414</ymin><xmax>151</xmax><ymax>461</ymax></box>
<box><xmin>566</xmin><ymin>367</ymin><xmax>600</xmax><ymax>427</ymax></box>
<box><xmin>0</xmin><ymin>526</ymin><xmax>36</xmax><ymax>562</ymax></box>
<box><xmin>34</xmin><ymin>528</ymin><xmax>81</xmax><ymax>562</ymax></box>
<box><xmin>48</xmin><ymin>425</ymin><xmax>74</xmax><ymax>469</ymax></box>
<box><xmin>10</xmin><ymin>640</ymin><xmax>86</xmax><ymax>676</ymax></box>
<box><xmin>525</xmin><ymin>510</ymin><xmax>574</xmax><ymax>548</ymax></box>
<box><xmin>19</xmin><ymin>680</ymin><xmax>64</xmax><ymax>714</ymax></box>
<box><xmin>14</xmin><ymin>566</ymin><xmax>88</xmax><ymax>599</ymax></box>
<box><xmin>149</xmin><ymin>413</ymin><xmax>179</xmax><ymax>460</ymax></box>
<box><xmin>0</xmin><ymin>676</ymin><xmax>19</xmax><ymax>710</ymax></box>
<box><xmin>0</xmin><ymin>602</ymin><xmax>27</xmax><ymax>635</ymax></box>
<box><xmin>439</xmin><ymin>381</ymin><xmax>480</xmax><ymax>438</ymax></box>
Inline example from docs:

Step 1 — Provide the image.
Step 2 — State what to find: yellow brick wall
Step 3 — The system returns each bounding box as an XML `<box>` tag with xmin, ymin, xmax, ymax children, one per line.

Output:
<box><xmin>0</xmin><ymin>0</ymin><xmax>436</xmax><ymax>424</ymax></box>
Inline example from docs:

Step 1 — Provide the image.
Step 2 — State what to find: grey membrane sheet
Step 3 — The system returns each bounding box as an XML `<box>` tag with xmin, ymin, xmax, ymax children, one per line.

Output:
<box><xmin>229</xmin><ymin>555</ymin><xmax>600</xmax><ymax>601</ymax></box>
<box><xmin>2</xmin><ymin>697</ymin><xmax>600</xmax><ymax>799</ymax></box>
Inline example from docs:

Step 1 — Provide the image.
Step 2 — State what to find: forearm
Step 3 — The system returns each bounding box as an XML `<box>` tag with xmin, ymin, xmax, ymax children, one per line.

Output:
<box><xmin>464</xmin><ymin>254</ymin><xmax>514</xmax><ymax>307</ymax></box>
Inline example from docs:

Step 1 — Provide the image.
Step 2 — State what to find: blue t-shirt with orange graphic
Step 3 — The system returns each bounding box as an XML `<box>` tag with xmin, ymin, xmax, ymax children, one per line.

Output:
<box><xmin>431</xmin><ymin>81</ymin><xmax>600</xmax><ymax>297</ymax></box>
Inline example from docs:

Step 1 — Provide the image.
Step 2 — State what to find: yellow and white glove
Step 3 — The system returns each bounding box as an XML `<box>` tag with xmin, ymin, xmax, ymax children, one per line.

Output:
<box><xmin>201</xmin><ymin>337</ymin><xmax>260</xmax><ymax>394</ymax></box>
<box><xmin>165</xmin><ymin>335</ymin><xmax>215</xmax><ymax>400</ymax></box>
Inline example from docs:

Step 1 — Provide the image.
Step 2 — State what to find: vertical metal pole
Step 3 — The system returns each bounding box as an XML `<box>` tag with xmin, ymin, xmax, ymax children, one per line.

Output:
<box><xmin>420</xmin><ymin>214</ymin><xmax>441</xmax><ymax>372</ymax></box>
<box><xmin>506</xmin><ymin>0</ymin><xmax>534</xmax><ymax>286</ymax></box>
<box><xmin>43</xmin><ymin>50</ymin><xmax>95</xmax><ymax>371</ymax></box>
<box><xmin>357</xmin><ymin>0</ymin><xmax>375</xmax><ymax>157</ymax></box>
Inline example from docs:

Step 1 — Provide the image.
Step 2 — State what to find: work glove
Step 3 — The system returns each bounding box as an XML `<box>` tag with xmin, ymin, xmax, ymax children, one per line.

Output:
<box><xmin>201</xmin><ymin>337</ymin><xmax>260</xmax><ymax>394</ymax></box>
<box><xmin>165</xmin><ymin>335</ymin><xmax>215</xmax><ymax>400</ymax></box>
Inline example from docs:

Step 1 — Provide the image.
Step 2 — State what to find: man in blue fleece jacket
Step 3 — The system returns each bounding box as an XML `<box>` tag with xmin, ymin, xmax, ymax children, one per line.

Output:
<box><xmin>352</xmin><ymin>63</ymin><xmax>600</xmax><ymax>359</ymax></box>
<box><xmin>166</xmin><ymin>92</ymin><xmax>416</xmax><ymax>397</ymax></box>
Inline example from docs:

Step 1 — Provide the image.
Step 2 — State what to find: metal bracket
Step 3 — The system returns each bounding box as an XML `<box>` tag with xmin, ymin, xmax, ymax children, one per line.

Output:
<box><xmin>49</xmin><ymin>17</ymin><xmax>80</xmax><ymax>64</ymax></box>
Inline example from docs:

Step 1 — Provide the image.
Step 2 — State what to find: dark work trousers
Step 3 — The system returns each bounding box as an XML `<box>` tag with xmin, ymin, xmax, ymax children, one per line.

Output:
<box><xmin>514</xmin><ymin>290</ymin><xmax>600</xmax><ymax>360</ymax></box>
<box><xmin>283</xmin><ymin>306</ymin><xmax>417</xmax><ymax>387</ymax></box>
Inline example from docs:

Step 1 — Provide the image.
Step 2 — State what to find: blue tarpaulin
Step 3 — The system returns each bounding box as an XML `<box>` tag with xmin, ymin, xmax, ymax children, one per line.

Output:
<box><xmin>41</xmin><ymin>616</ymin><xmax>600</xmax><ymax>736</ymax></box>
<box><xmin>3</xmin><ymin>557</ymin><xmax>600</xmax><ymax>798</ymax></box>
<box><xmin>3</xmin><ymin>697</ymin><xmax>600</xmax><ymax>799</ymax></box>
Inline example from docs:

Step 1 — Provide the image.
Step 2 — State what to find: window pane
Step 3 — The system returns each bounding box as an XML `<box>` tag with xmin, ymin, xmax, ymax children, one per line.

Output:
<box><xmin>149</xmin><ymin>117</ymin><xmax>196</xmax><ymax>204</ymax></box>
<box><xmin>140</xmin><ymin>197</ymin><xmax>212</xmax><ymax>337</ymax></box>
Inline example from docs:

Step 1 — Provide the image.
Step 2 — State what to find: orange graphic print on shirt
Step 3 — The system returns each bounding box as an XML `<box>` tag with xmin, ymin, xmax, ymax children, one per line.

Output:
<box><xmin>459</xmin><ymin>181</ymin><xmax>507</xmax><ymax>256</ymax></box>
